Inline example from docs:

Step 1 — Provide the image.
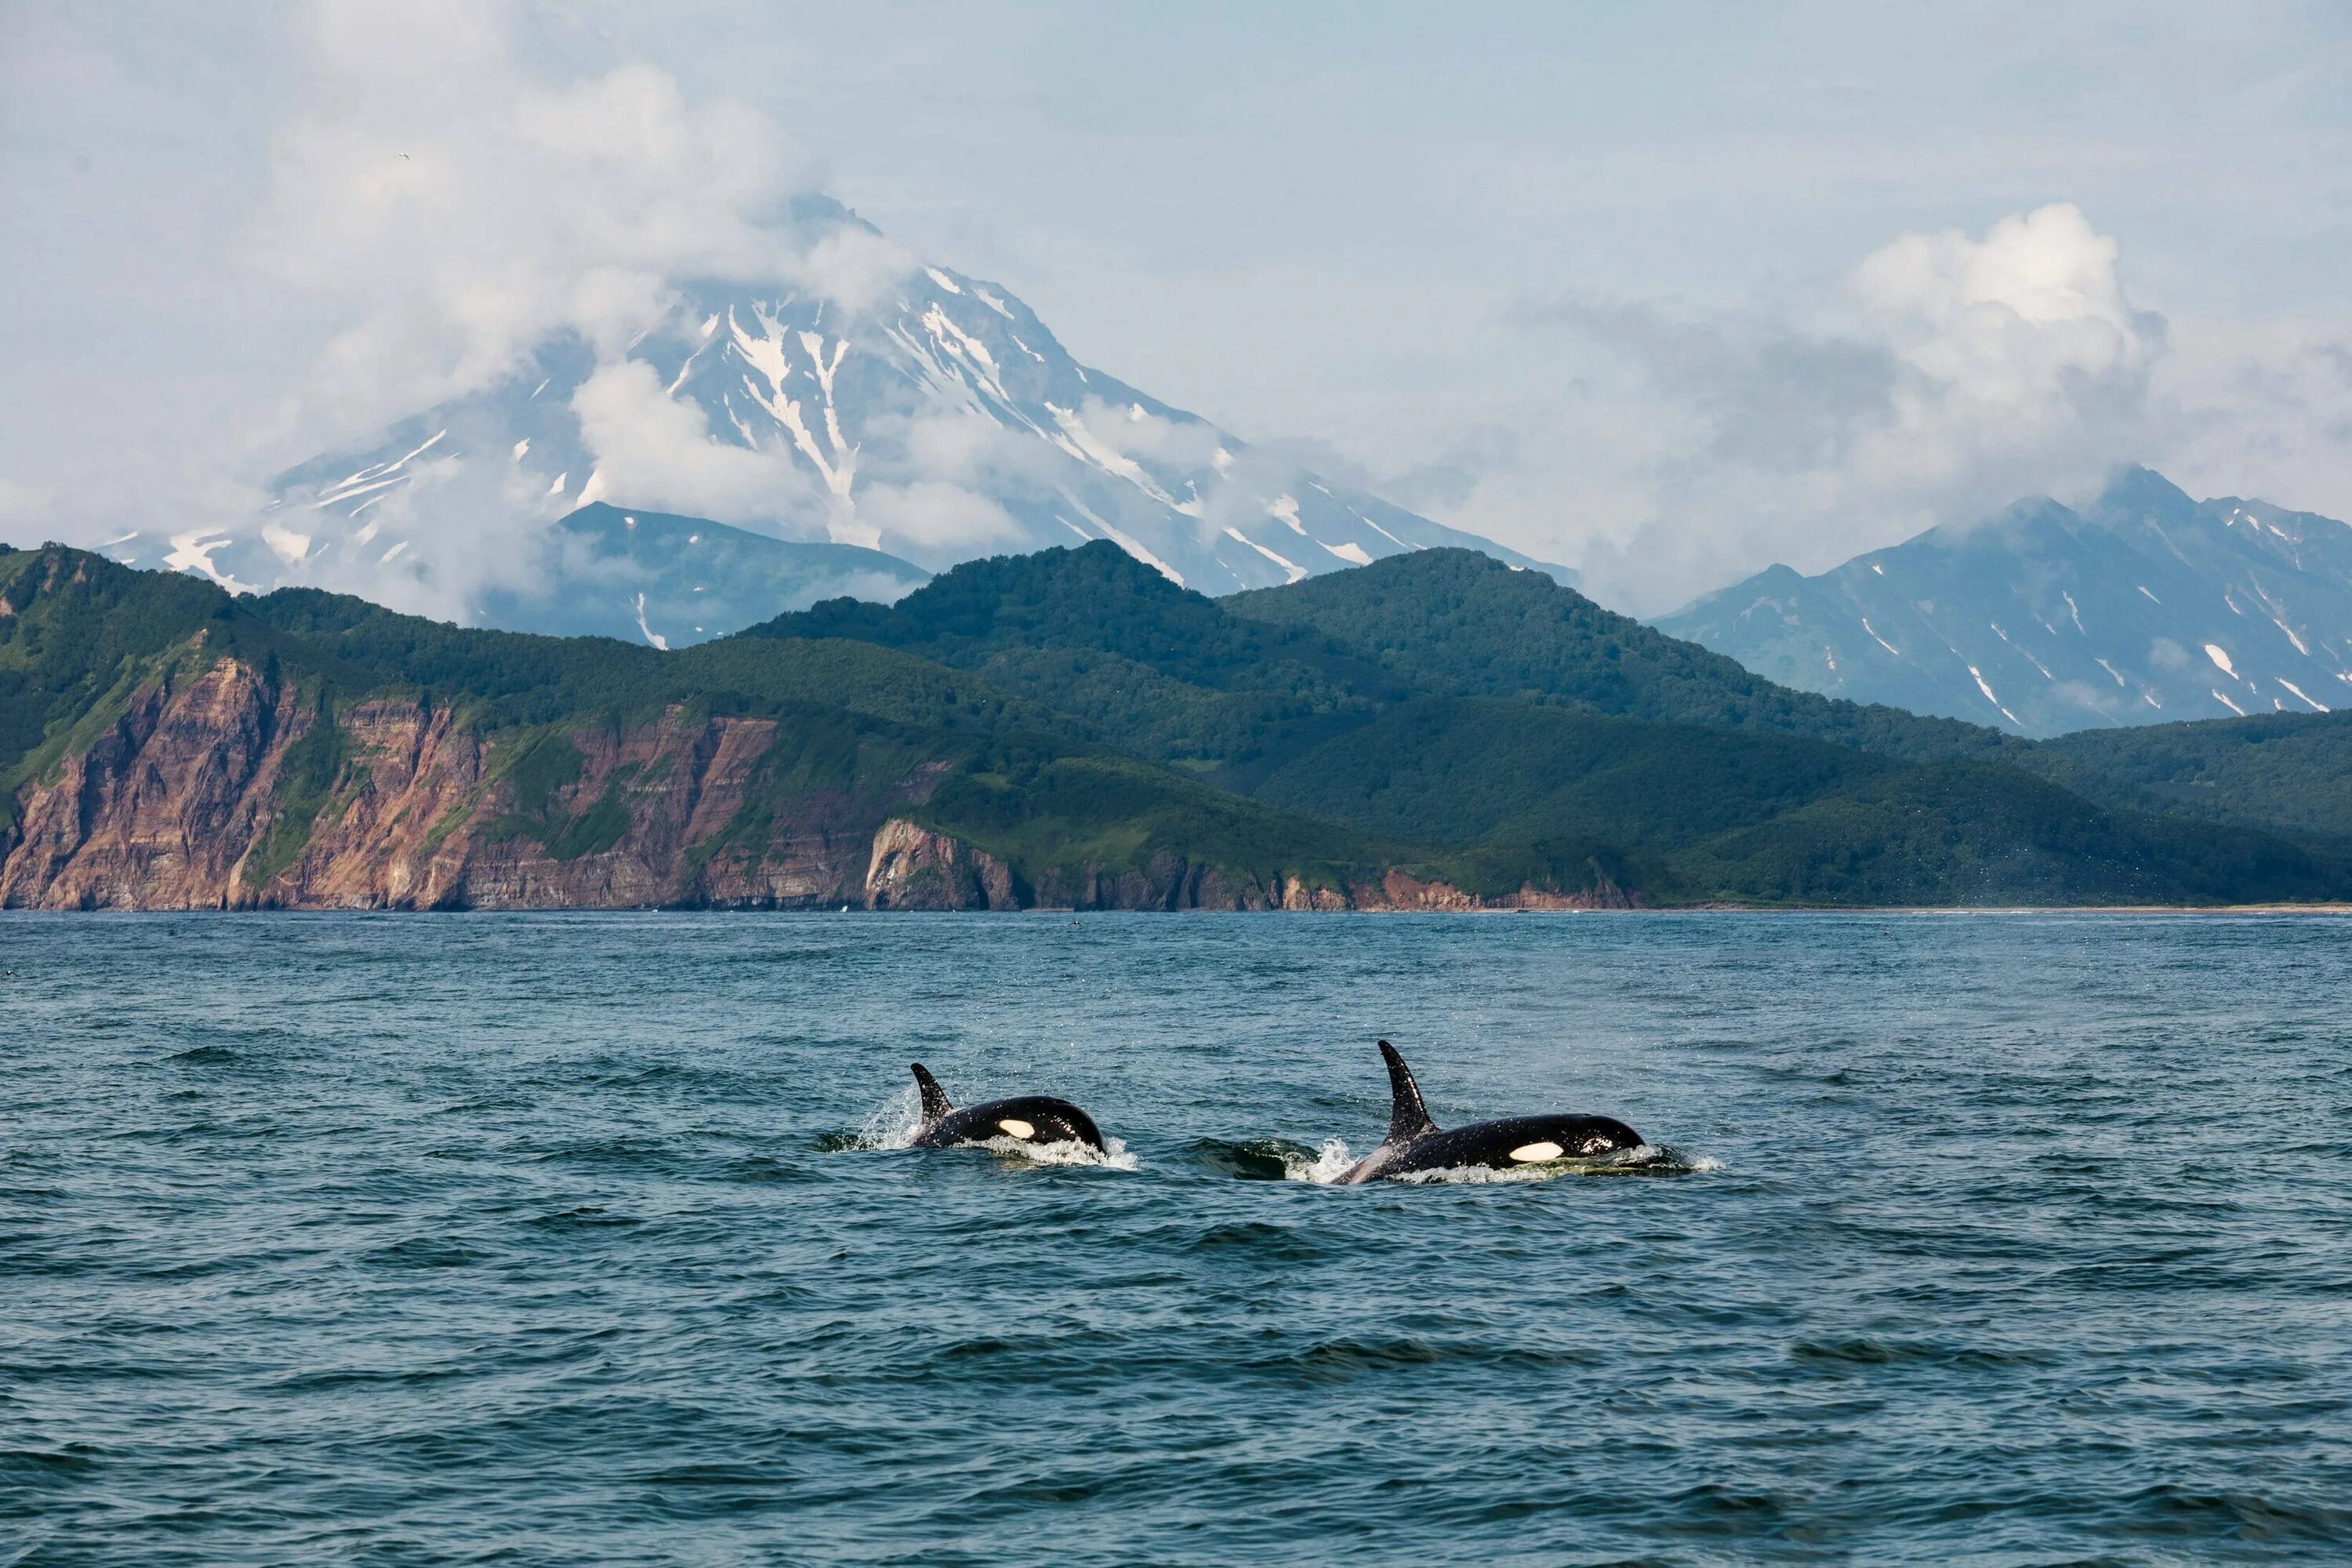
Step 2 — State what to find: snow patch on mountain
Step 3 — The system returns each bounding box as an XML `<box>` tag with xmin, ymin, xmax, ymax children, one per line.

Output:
<box><xmin>144</xmin><ymin>202</ymin><xmax>1567</xmax><ymax>636</ymax></box>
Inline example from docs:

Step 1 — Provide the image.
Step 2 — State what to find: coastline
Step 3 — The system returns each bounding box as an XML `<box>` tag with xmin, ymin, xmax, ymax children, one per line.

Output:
<box><xmin>5</xmin><ymin>902</ymin><xmax>2350</xmax><ymax>917</ymax></box>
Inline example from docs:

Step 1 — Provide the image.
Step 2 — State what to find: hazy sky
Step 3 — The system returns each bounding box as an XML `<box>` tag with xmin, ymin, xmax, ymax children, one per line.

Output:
<box><xmin>5</xmin><ymin>1</ymin><xmax>2349</xmax><ymax>610</ymax></box>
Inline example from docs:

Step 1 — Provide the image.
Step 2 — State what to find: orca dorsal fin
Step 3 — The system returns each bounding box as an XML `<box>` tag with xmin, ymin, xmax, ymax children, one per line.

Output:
<box><xmin>910</xmin><ymin>1063</ymin><xmax>953</xmax><ymax>1127</ymax></box>
<box><xmin>1378</xmin><ymin>1040</ymin><xmax>1439</xmax><ymax>1145</ymax></box>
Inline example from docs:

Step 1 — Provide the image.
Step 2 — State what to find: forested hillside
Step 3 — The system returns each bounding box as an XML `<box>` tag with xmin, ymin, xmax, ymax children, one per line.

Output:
<box><xmin>2</xmin><ymin>538</ymin><xmax>2344</xmax><ymax>909</ymax></box>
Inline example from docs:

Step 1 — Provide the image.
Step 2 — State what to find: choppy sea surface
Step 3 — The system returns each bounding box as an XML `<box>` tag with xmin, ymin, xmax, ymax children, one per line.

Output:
<box><xmin>5</xmin><ymin>912</ymin><xmax>2350</xmax><ymax>1566</ymax></box>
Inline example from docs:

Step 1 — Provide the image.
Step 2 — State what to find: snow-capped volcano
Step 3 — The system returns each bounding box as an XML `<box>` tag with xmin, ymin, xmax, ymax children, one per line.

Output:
<box><xmin>126</xmin><ymin>203</ymin><xmax>1564</xmax><ymax>643</ymax></box>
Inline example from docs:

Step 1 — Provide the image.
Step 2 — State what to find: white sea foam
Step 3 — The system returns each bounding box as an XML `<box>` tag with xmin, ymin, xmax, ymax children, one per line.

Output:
<box><xmin>972</xmin><ymin>1134</ymin><xmax>1139</xmax><ymax>1171</ymax></box>
<box><xmin>854</xmin><ymin>1084</ymin><xmax>925</xmax><ymax>1149</ymax></box>
<box><xmin>1394</xmin><ymin>1161</ymin><xmax>1574</xmax><ymax>1185</ymax></box>
<box><xmin>1279</xmin><ymin>1138</ymin><xmax>1358</xmax><ymax>1184</ymax></box>
<box><xmin>1319</xmin><ymin>1142</ymin><xmax>1717</xmax><ymax>1185</ymax></box>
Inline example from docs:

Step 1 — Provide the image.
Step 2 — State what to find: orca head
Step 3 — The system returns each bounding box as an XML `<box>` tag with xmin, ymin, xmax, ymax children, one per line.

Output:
<box><xmin>990</xmin><ymin>1095</ymin><xmax>1106</xmax><ymax>1152</ymax></box>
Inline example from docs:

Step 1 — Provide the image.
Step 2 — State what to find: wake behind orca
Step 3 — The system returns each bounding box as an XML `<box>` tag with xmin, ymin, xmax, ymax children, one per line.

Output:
<box><xmin>1336</xmin><ymin>1040</ymin><xmax>1645</xmax><ymax>1184</ymax></box>
<box><xmin>908</xmin><ymin>1063</ymin><xmax>1108</xmax><ymax>1155</ymax></box>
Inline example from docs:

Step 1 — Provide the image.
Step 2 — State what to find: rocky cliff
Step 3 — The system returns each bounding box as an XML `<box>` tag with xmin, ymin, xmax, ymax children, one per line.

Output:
<box><xmin>0</xmin><ymin>649</ymin><xmax>1609</xmax><ymax>913</ymax></box>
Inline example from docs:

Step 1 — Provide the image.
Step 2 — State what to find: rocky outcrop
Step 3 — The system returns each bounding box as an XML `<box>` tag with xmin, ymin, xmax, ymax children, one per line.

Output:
<box><xmin>880</xmin><ymin>842</ymin><xmax>1637</xmax><ymax>913</ymax></box>
<box><xmin>0</xmin><ymin>658</ymin><xmax>296</xmax><ymax>909</ymax></box>
<box><xmin>864</xmin><ymin>819</ymin><xmax>1021</xmax><ymax>910</ymax></box>
<box><xmin>0</xmin><ymin>654</ymin><xmax>1639</xmax><ymax>913</ymax></box>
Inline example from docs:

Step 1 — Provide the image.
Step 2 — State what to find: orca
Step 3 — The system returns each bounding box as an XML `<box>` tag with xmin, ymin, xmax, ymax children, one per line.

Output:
<box><xmin>907</xmin><ymin>1063</ymin><xmax>1108</xmax><ymax>1153</ymax></box>
<box><xmin>1335</xmin><ymin>1040</ymin><xmax>1644</xmax><ymax>1184</ymax></box>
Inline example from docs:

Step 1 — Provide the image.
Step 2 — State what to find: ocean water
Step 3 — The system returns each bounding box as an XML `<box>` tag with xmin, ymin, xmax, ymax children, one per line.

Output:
<box><xmin>4</xmin><ymin>911</ymin><xmax>2350</xmax><ymax>1566</ymax></box>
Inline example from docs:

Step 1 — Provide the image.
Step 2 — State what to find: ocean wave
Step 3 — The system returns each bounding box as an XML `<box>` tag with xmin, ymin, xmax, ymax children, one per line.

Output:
<box><xmin>1187</xmin><ymin>1136</ymin><xmax>1348</xmax><ymax>1181</ymax></box>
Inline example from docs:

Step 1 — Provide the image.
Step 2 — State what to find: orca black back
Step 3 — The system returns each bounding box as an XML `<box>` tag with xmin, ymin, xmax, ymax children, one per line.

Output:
<box><xmin>1337</xmin><ymin>1040</ymin><xmax>1642</xmax><ymax>1183</ymax></box>
<box><xmin>906</xmin><ymin>1062</ymin><xmax>1108</xmax><ymax>1153</ymax></box>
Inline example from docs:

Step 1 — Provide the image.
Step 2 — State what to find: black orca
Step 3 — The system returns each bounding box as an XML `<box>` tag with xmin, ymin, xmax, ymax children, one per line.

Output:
<box><xmin>1335</xmin><ymin>1040</ymin><xmax>1644</xmax><ymax>1184</ymax></box>
<box><xmin>907</xmin><ymin>1063</ymin><xmax>1108</xmax><ymax>1153</ymax></box>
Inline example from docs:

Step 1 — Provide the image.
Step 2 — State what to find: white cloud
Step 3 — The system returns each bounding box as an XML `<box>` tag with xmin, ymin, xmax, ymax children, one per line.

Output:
<box><xmin>1071</xmin><ymin>397</ymin><xmax>1225</xmax><ymax>470</ymax></box>
<box><xmin>893</xmin><ymin>408</ymin><xmax>1053</xmax><ymax>485</ymax></box>
<box><xmin>2156</xmin><ymin>318</ymin><xmax>2352</xmax><ymax>521</ymax></box>
<box><xmin>285</xmin><ymin>445</ymin><xmax>564</xmax><ymax>625</ymax></box>
<box><xmin>1377</xmin><ymin>202</ymin><xmax>2352</xmax><ymax>612</ymax></box>
<box><xmin>252</xmin><ymin>23</ymin><xmax>818</xmax><ymax>452</ymax></box>
<box><xmin>0</xmin><ymin>1</ymin><xmax>941</xmax><ymax>611</ymax></box>
<box><xmin>1457</xmin><ymin>204</ymin><xmax>2170</xmax><ymax>611</ymax></box>
<box><xmin>7</xmin><ymin>2</ymin><xmax>2350</xmax><ymax>630</ymax></box>
<box><xmin>571</xmin><ymin>361</ymin><xmax>822</xmax><ymax>528</ymax></box>
<box><xmin>1848</xmin><ymin>203</ymin><xmax>2159</xmax><ymax>463</ymax></box>
<box><xmin>853</xmin><ymin>481</ymin><xmax>1027</xmax><ymax>561</ymax></box>
<box><xmin>793</xmin><ymin>225</ymin><xmax>919</xmax><ymax>314</ymax></box>
<box><xmin>844</xmin><ymin>409</ymin><xmax>1058</xmax><ymax>564</ymax></box>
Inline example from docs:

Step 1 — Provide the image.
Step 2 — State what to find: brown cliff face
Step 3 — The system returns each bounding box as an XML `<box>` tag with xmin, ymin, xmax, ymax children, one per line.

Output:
<box><xmin>857</xmin><ymin>833</ymin><xmax>1635</xmax><ymax>913</ymax></box>
<box><xmin>864</xmin><ymin>819</ymin><xmax>1021</xmax><ymax>910</ymax></box>
<box><xmin>0</xmin><ymin>655</ymin><xmax>938</xmax><ymax>911</ymax></box>
<box><xmin>0</xmin><ymin>657</ymin><xmax>295</xmax><ymax>909</ymax></box>
<box><xmin>0</xmin><ymin>654</ymin><xmax>1633</xmax><ymax>913</ymax></box>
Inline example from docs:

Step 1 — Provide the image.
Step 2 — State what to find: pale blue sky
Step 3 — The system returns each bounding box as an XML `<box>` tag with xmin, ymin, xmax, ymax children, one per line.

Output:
<box><xmin>5</xmin><ymin>1</ymin><xmax>2349</xmax><ymax>607</ymax></box>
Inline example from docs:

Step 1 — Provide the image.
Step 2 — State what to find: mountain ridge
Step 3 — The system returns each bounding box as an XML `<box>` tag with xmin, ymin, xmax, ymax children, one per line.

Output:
<box><xmin>9</xmin><ymin>535</ymin><xmax>2344</xmax><ymax>911</ymax></box>
<box><xmin>1661</xmin><ymin>466</ymin><xmax>2352</xmax><ymax>737</ymax></box>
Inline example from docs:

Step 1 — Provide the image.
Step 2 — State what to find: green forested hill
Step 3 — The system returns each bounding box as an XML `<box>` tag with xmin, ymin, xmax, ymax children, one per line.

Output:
<box><xmin>0</xmin><ymin>544</ymin><xmax>229</xmax><ymax>782</ymax></box>
<box><xmin>2030</xmin><ymin>710</ymin><xmax>2352</xmax><ymax>846</ymax></box>
<box><xmin>1225</xmin><ymin>547</ymin><xmax>2012</xmax><ymax>763</ymax></box>
<box><xmin>1225</xmin><ymin>546</ymin><xmax>2351</xmax><ymax>866</ymax></box>
<box><xmin>1249</xmin><ymin>698</ymin><xmax>2336</xmax><ymax>905</ymax></box>
<box><xmin>747</xmin><ymin>540</ymin><xmax>1407</xmax><ymax>784</ymax></box>
<box><xmin>1254</xmin><ymin>699</ymin><xmax>1901</xmax><ymax>848</ymax></box>
<box><xmin>251</xmin><ymin>586</ymin><xmax>1081</xmax><ymax>738</ymax></box>
<box><xmin>5</xmin><ymin>537</ymin><xmax>2347</xmax><ymax>906</ymax></box>
<box><xmin>0</xmin><ymin>544</ymin><xmax>1415</xmax><ymax>902</ymax></box>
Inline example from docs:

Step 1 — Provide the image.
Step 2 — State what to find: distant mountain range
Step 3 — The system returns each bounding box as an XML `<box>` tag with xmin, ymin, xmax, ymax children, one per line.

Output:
<box><xmin>96</xmin><ymin>198</ymin><xmax>1563</xmax><ymax>645</ymax></box>
<box><xmin>6</xmin><ymin>535</ymin><xmax>2348</xmax><ymax>911</ymax></box>
<box><xmin>1661</xmin><ymin>468</ymin><xmax>2352</xmax><ymax>738</ymax></box>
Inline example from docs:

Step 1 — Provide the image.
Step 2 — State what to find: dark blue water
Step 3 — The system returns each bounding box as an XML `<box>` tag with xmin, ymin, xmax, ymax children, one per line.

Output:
<box><xmin>5</xmin><ymin>913</ymin><xmax>2350</xmax><ymax>1565</ymax></box>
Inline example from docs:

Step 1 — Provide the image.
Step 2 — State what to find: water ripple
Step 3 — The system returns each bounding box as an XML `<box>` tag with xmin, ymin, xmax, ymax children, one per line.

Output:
<box><xmin>4</xmin><ymin>909</ymin><xmax>2350</xmax><ymax>1563</ymax></box>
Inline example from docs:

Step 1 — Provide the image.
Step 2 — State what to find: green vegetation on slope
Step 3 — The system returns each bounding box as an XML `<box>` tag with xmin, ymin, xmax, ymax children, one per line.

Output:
<box><xmin>1255</xmin><ymin>699</ymin><xmax>1896</xmax><ymax>848</ymax></box>
<box><xmin>1250</xmin><ymin>698</ymin><xmax>2336</xmax><ymax>906</ymax></box>
<box><xmin>0</xmin><ymin>545</ymin><xmax>231</xmax><ymax>798</ymax></box>
<box><xmin>246</xmin><ymin>586</ymin><xmax>1076</xmax><ymax>739</ymax></box>
<box><xmin>1675</xmin><ymin>761</ymin><xmax>2332</xmax><ymax>906</ymax></box>
<box><xmin>746</xmin><ymin>541</ymin><xmax>1404</xmax><ymax>782</ymax></box>
<box><xmin>1226</xmin><ymin>547</ymin><xmax>2013</xmax><ymax>763</ymax></box>
<box><xmin>2028</xmin><ymin>710</ymin><xmax>2352</xmax><ymax>846</ymax></box>
<box><xmin>243</xmin><ymin>691</ymin><xmax>349</xmax><ymax>886</ymax></box>
<box><xmin>5</xmin><ymin>539</ymin><xmax>2347</xmax><ymax>907</ymax></box>
<box><xmin>911</xmin><ymin>742</ymin><xmax>1401</xmax><ymax>900</ymax></box>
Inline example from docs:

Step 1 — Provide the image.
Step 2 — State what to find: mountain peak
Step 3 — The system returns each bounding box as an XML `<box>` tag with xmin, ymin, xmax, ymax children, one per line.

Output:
<box><xmin>189</xmin><ymin>205</ymin><xmax>1568</xmax><ymax>642</ymax></box>
<box><xmin>2093</xmin><ymin>463</ymin><xmax>2197</xmax><ymax>521</ymax></box>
